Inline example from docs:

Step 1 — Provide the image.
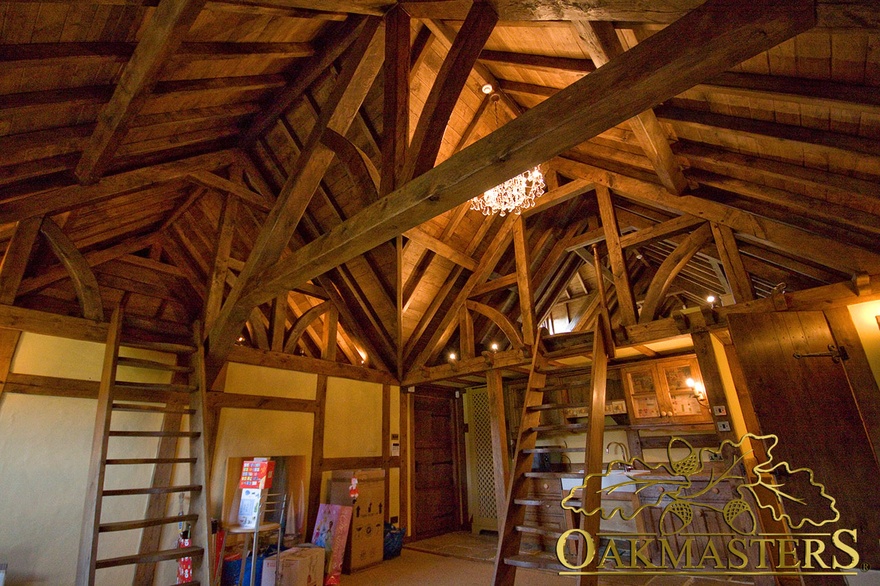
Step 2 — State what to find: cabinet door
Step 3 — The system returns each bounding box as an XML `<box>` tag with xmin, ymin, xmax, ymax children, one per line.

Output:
<box><xmin>622</xmin><ymin>365</ymin><xmax>665</xmax><ymax>424</ymax></box>
<box><xmin>660</xmin><ymin>358</ymin><xmax>712</xmax><ymax>424</ymax></box>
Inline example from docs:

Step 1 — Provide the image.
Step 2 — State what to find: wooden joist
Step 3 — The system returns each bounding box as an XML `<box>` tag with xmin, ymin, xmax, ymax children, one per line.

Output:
<box><xmin>75</xmin><ymin>0</ymin><xmax>211</xmax><ymax>184</ymax></box>
<box><xmin>210</xmin><ymin>0</ymin><xmax>815</xmax><ymax>378</ymax></box>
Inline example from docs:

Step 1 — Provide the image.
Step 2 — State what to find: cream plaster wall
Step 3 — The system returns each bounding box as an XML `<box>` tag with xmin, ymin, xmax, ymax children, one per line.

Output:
<box><xmin>0</xmin><ymin>335</ymin><xmax>400</xmax><ymax>585</ymax></box>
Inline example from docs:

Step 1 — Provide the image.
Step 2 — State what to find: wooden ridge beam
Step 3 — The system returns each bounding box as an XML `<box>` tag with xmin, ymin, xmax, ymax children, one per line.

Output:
<box><xmin>573</xmin><ymin>19</ymin><xmax>687</xmax><ymax>195</ymax></box>
<box><xmin>483</xmin><ymin>0</ymin><xmax>877</xmax><ymax>29</ymax></box>
<box><xmin>75</xmin><ymin>0</ymin><xmax>210</xmax><ymax>184</ymax></box>
<box><xmin>212</xmin><ymin>0</ymin><xmax>816</xmax><ymax>367</ymax></box>
<box><xmin>553</xmin><ymin>157</ymin><xmax>880</xmax><ymax>275</ymax></box>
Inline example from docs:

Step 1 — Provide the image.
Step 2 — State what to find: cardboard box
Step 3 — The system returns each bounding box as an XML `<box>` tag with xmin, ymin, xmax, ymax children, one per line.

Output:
<box><xmin>261</xmin><ymin>546</ymin><xmax>325</xmax><ymax>586</ymax></box>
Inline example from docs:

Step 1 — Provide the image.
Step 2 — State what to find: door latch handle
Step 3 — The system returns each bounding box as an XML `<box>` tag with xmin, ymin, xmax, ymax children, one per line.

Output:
<box><xmin>793</xmin><ymin>344</ymin><xmax>849</xmax><ymax>363</ymax></box>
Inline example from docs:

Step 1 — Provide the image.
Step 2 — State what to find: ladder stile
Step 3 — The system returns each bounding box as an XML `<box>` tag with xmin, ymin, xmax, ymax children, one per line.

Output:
<box><xmin>76</xmin><ymin>308</ymin><xmax>212</xmax><ymax>586</ymax></box>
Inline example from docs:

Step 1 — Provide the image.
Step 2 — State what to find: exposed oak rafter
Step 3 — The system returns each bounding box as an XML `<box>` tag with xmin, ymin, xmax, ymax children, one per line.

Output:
<box><xmin>205</xmin><ymin>0</ymin><xmax>817</xmax><ymax>371</ymax></box>
<box><xmin>75</xmin><ymin>0</ymin><xmax>210</xmax><ymax>184</ymax></box>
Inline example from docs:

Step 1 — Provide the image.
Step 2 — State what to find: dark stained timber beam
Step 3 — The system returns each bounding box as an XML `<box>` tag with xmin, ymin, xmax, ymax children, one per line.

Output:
<box><xmin>75</xmin><ymin>0</ymin><xmax>209</xmax><ymax>184</ymax></box>
<box><xmin>0</xmin><ymin>149</ymin><xmax>237</xmax><ymax>226</ymax></box>
<box><xmin>402</xmin><ymin>1</ymin><xmax>498</xmax><ymax>182</ymax></box>
<box><xmin>240</xmin><ymin>15</ymin><xmax>371</xmax><ymax>145</ymax></box>
<box><xmin>39</xmin><ymin>218</ymin><xmax>105</xmax><ymax>321</ymax></box>
<box><xmin>207</xmin><ymin>21</ymin><xmax>384</xmax><ymax>353</ymax></box>
<box><xmin>207</xmin><ymin>0</ymin><xmax>816</xmax><ymax>366</ymax></box>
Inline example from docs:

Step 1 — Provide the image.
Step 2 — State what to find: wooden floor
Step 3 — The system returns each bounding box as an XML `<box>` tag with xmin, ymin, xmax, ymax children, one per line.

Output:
<box><xmin>338</xmin><ymin>532</ymin><xmax>755</xmax><ymax>585</ymax></box>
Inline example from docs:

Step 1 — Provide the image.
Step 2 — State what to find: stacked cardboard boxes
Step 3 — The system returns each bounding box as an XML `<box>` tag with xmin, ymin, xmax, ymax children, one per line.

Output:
<box><xmin>328</xmin><ymin>469</ymin><xmax>385</xmax><ymax>573</ymax></box>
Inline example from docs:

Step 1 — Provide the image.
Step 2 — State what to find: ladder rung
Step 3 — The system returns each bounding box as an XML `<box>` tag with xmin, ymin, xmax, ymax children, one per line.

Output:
<box><xmin>122</xmin><ymin>340</ymin><xmax>197</xmax><ymax>354</ymax></box>
<box><xmin>108</xmin><ymin>431</ymin><xmax>200</xmax><ymax>438</ymax></box>
<box><xmin>112</xmin><ymin>403</ymin><xmax>196</xmax><ymax>415</ymax></box>
<box><xmin>117</xmin><ymin>357</ymin><xmax>193</xmax><ymax>373</ymax></box>
<box><xmin>95</xmin><ymin>545</ymin><xmax>203</xmax><ymax>569</ymax></box>
<box><xmin>522</xmin><ymin>447</ymin><xmax>586</xmax><ymax>454</ymax></box>
<box><xmin>527</xmin><ymin>402</ymin><xmax>591</xmax><ymax>413</ymax></box>
<box><xmin>504</xmin><ymin>553</ymin><xmax>569</xmax><ymax>572</ymax></box>
<box><xmin>524</xmin><ymin>471</ymin><xmax>583</xmax><ymax>479</ymax></box>
<box><xmin>516</xmin><ymin>525</ymin><xmax>573</xmax><ymax>539</ymax></box>
<box><xmin>114</xmin><ymin>381</ymin><xmax>197</xmax><ymax>393</ymax></box>
<box><xmin>515</xmin><ymin>497</ymin><xmax>582</xmax><ymax>507</ymax></box>
<box><xmin>530</xmin><ymin>423</ymin><xmax>591</xmax><ymax>434</ymax></box>
<box><xmin>122</xmin><ymin>315</ymin><xmax>192</xmax><ymax>337</ymax></box>
<box><xmin>105</xmin><ymin>457</ymin><xmax>196</xmax><ymax>465</ymax></box>
<box><xmin>103</xmin><ymin>484</ymin><xmax>202</xmax><ymax>497</ymax></box>
<box><xmin>100</xmin><ymin>514</ymin><xmax>198</xmax><ymax>533</ymax></box>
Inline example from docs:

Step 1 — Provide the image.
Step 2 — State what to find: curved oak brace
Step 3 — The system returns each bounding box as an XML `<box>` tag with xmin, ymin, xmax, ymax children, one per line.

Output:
<box><xmin>638</xmin><ymin>222</ymin><xmax>712</xmax><ymax>323</ymax></box>
<box><xmin>466</xmin><ymin>299</ymin><xmax>524</xmax><ymax>348</ymax></box>
<box><xmin>40</xmin><ymin>218</ymin><xmax>104</xmax><ymax>321</ymax></box>
<box><xmin>284</xmin><ymin>300</ymin><xmax>332</xmax><ymax>354</ymax></box>
<box><xmin>321</xmin><ymin>128</ymin><xmax>380</xmax><ymax>202</ymax></box>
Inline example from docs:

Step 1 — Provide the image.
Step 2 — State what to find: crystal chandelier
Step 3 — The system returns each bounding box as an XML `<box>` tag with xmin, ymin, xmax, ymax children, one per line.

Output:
<box><xmin>468</xmin><ymin>91</ymin><xmax>545</xmax><ymax>216</ymax></box>
<box><xmin>470</xmin><ymin>166</ymin><xmax>545</xmax><ymax>216</ymax></box>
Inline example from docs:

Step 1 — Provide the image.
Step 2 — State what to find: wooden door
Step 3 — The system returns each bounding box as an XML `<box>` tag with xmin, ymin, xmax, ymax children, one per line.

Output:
<box><xmin>412</xmin><ymin>393</ymin><xmax>462</xmax><ymax>539</ymax></box>
<box><xmin>728</xmin><ymin>312</ymin><xmax>880</xmax><ymax>580</ymax></box>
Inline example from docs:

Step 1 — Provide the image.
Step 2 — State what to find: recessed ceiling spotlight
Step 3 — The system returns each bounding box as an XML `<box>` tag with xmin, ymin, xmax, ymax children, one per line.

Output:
<box><xmin>490</xmin><ymin>342</ymin><xmax>499</xmax><ymax>351</ymax></box>
<box><xmin>706</xmin><ymin>295</ymin><xmax>716</xmax><ymax>304</ymax></box>
<box><xmin>448</xmin><ymin>351</ymin><xmax>457</xmax><ymax>361</ymax></box>
<box><xmin>481</xmin><ymin>83</ymin><xmax>494</xmax><ymax>94</ymax></box>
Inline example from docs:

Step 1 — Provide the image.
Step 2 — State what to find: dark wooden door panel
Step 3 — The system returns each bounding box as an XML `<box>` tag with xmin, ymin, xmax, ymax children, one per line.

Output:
<box><xmin>412</xmin><ymin>393</ymin><xmax>461</xmax><ymax>539</ymax></box>
<box><xmin>729</xmin><ymin>311</ymin><xmax>880</xmax><ymax>577</ymax></box>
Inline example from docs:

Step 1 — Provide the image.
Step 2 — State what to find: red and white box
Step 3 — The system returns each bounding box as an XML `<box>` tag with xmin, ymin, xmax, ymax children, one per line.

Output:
<box><xmin>240</xmin><ymin>459</ymin><xmax>275</xmax><ymax>490</ymax></box>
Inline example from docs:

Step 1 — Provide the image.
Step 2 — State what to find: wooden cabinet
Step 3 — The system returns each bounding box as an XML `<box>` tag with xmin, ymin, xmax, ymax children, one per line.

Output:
<box><xmin>622</xmin><ymin>356</ymin><xmax>712</xmax><ymax>426</ymax></box>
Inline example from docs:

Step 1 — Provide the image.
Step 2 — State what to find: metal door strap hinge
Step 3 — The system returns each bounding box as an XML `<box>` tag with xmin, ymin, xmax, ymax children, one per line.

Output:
<box><xmin>793</xmin><ymin>344</ymin><xmax>849</xmax><ymax>363</ymax></box>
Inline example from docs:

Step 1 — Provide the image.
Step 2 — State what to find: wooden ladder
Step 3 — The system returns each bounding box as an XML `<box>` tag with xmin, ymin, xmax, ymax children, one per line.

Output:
<box><xmin>493</xmin><ymin>321</ymin><xmax>611</xmax><ymax>586</ymax></box>
<box><xmin>75</xmin><ymin>307</ymin><xmax>212</xmax><ymax>586</ymax></box>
